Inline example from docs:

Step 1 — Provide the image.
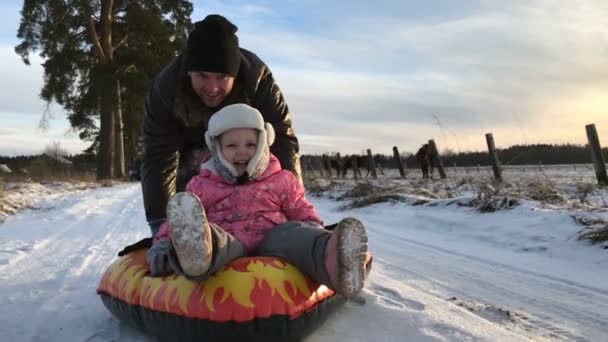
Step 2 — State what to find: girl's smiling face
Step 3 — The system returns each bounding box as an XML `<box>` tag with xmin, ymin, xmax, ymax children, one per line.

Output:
<box><xmin>219</xmin><ymin>128</ymin><xmax>259</xmax><ymax>174</ymax></box>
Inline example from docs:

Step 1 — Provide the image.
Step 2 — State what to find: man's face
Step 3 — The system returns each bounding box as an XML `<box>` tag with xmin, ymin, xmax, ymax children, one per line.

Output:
<box><xmin>189</xmin><ymin>71</ymin><xmax>235</xmax><ymax>108</ymax></box>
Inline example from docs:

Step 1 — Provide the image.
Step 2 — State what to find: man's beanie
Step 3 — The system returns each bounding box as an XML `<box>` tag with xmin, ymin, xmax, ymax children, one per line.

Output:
<box><xmin>186</xmin><ymin>14</ymin><xmax>241</xmax><ymax>76</ymax></box>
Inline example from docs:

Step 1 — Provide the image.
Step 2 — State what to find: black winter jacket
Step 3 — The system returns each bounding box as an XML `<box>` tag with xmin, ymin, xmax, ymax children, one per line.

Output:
<box><xmin>141</xmin><ymin>48</ymin><xmax>300</xmax><ymax>222</ymax></box>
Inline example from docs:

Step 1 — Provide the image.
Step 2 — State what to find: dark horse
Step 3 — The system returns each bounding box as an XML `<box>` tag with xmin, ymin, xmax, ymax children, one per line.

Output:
<box><xmin>321</xmin><ymin>154</ymin><xmax>344</xmax><ymax>177</ymax></box>
<box><xmin>415</xmin><ymin>144</ymin><xmax>434</xmax><ymax>179</ymax></box>
<box><xmin>340</xmin><ymin>154</ymin><xmax>383</xmax><ymax>178</ymax></box>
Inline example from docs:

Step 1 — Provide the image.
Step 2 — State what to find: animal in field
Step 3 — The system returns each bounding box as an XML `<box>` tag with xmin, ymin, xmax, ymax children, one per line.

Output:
<box><xmin>340</xmin><ymin>154</ymin><xmax>384</xmax><ymax>178</ymax></box>
<box><xmin>330</xmin><ymin>157</ymin><xmax>343</xmax><ymax>177</ymax></box>
<box><xmin>321</xmin><ymin>154</ymin><xmax>343</xmax><ymax>177</ymax></box>
<box><xmin>415</xmin><ymin>144</ymin><xmax>434</xmax><ymax>179</ymax></box>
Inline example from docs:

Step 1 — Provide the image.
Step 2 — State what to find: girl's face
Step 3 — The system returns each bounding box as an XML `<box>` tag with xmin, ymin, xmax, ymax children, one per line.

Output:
<box><xmin>219</xmin><ymin>128</ymin><xmax>259</xmax><ymax>174</ymax></box>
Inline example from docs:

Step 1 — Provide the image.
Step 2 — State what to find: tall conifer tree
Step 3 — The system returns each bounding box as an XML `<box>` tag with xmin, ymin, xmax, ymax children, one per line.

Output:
<box><xmin>15</xmin><ymin>0</ymin><xmax>192</xmax><ymax>179</ymax></box>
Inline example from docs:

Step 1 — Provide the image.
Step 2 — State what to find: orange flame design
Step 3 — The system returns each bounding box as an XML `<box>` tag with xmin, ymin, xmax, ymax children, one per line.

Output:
<box><xmin>200</xmin><ymin>258</ymin><xmax>312</xmax><ymax>312</ymax></box>
<box><xmin>98</xmin><ymin>252</ymin><xmax>334</xmax><ymax>321</ymax></box>
<box><xmin>101</xmin><ymin>251</ymin><xmax>148</xmax><ymax>304</ymax></box>
<box><xmin>142</xmin><ymin>273</ymin><xmax>198</xmax><ymax>315</ymax></box>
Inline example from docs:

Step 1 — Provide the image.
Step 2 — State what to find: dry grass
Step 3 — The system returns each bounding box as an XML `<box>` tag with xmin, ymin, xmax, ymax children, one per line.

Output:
<box><xmin>573</xmin><ymin>216</ymin><xmax>608</xmax><ymax>247</ymax></box>
<box><xmin>575</xmin><ymin>182</ymin><xmax>596</xmax><ymax>205</ymax></box>
<box><xmin>305</xmin><ymin>178</ymin><xmax>342</xmax><ymax>197</ymax></box>
<box><xmin>309</xmin><ymin>177</ymin><xmax>525</xmax><ymax>212</ymax></box>
<box><xmin>469</xmin><ymin>178</ymin><xmax>566</xmax><ymax>209</ymax></box>
<box><xmin>525</xmin><ymin>181</ymin><xmax>567</xmax><ymax>204</ymax></box>
<box><xmin>578</xmin><ymin>228</ymin><xmax>608</xmax><ymax>246</ymax></box>
<box><xmin>306</xmin><ymin>168</ymin><xmax>608</xmax><ymax>215</ymax></box>
<box><xmin>341</xmin><ymin>194</ymin><xmax>407</xmax><ymax>210</ymax></box>
<box><xmin>451</xmin><ymin>181</ymin><xmax>519</xmax><ymax>213</ymax></box>
<box><xmin>475</xmin><ymin>196</ymin><xmax>520</xmax><ymax>213</ymax></box>
<box><xmin>336</xmin><ymin>183</ymin><xmax>384</xmax><ymax>200</ymax></box>
<box><xmin>303</xmin><ymin>182</ymin><xmax>410</xmax><ymax>210</ymax></box>
<box><xmin>1</xmin><ymin>168</ymin><xmax>96</xmax><ymax>184</ymax></box>
<box><xmin>305</xmin><ymin>172</ymin><xmax>608</xmax><ymax>251</ymax></box>
<box><xmin>100</xmin><ymin>179</ymin><xmax>117</xmax><ymax>187</ymax></box>
<box><xmin>0</xmin><ymin>166</ymin><xmax>105</xmax><ymax>223</ymax></box>
<box><xmin>0</xmin><ymin>179</ymin><xmax>100</xmax><ymax>224</ymax></box>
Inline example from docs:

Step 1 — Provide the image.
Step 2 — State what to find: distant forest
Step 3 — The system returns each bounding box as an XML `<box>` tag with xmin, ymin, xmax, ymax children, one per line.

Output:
<box><xmin>0</xmin><ymin>153</ymin><xmax>97</xmax><ymax>172</ymax></box>
<box><xmin>418</xmin><ymin>143</ymin><xmax>608</xmax><ymax>167</ymax></box>
<box><xmin>303</xmin><ymin>143</ymin><xmax>608</xmax><ymax>169</ymax></box>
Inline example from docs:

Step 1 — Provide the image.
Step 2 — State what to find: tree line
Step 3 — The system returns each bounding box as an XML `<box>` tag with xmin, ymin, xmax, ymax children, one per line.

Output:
<box><xmin>435</xmin><ymin>143</ymin><xmax>608</xmax><ymax>167</ymax></box>
<box><xmin>2</xmin><ymin>143</ymin><xmax>606</xmax><ymax>177</ymax></box>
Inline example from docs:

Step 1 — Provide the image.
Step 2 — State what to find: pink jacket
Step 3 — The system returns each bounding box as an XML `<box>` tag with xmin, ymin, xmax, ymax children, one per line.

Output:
<box><xmin>155</xmin><ymin>154</ymin><xmax>322</xmax><ymax>252</ymax></box>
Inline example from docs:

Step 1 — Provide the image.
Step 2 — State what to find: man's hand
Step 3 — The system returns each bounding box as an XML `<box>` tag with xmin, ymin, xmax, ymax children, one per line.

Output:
<box><xmin>146</xmin><ymin>239</ymin><xmax>174</xmax><ymax>276</ymax></box>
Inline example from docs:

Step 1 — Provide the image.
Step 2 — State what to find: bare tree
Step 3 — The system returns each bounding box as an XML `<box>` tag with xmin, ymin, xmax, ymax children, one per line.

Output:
<box><xmin>42</xmin><ymin>141</ymin><xmax>69</xmax><ymax>159</ymax></box>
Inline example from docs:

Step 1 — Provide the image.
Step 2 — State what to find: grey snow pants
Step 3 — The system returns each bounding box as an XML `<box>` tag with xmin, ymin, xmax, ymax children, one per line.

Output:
<box><xmin>154</xmin><ymin>221</ymin><xmax>333</xmax><ymax>286</ymax></box>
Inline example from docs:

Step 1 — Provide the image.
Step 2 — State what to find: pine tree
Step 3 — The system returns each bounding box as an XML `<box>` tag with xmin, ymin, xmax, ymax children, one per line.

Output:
<box><xmin>15</xmin><ymin>0</ymin><xmax>192</xmax><ymax>180</ymax></box>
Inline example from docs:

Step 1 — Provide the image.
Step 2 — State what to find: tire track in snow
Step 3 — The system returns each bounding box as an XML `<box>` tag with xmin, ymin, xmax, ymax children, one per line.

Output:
<box><xmin>368</xmin><ymin>224</ymin><xmax>607</xmax><ymax>341</ymax></box>
<box><xmin>0</xmin><ymin>184</ymin><xmax>149</xmax><ymax>342</ymax></box>
<box><xmin>1</xmin><ymin>185</ymin><xmax>141</xmax><ymax>280</ymax></box>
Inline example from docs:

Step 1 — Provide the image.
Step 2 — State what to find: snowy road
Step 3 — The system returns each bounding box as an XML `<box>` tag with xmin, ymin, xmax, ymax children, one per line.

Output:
<box><xmin>0</xmin><ymin>185</ymin><xmax>149</xmax><ymax>341</ymax></box>
<box><xmin>367</xmin><ymin>217</ymin><xmax>608</xmax><ymax>341</ymax></box>
<box><xmin>1</xmin><ymin>183</ymin><xmax>606</xmax><ymax>341</ymax></box>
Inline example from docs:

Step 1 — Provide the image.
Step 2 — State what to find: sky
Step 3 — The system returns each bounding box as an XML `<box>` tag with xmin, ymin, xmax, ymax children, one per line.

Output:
<box><xmin>1</xmin><ymin>0</ymin><xmax>608</xmax><ymax>156</ymax></box>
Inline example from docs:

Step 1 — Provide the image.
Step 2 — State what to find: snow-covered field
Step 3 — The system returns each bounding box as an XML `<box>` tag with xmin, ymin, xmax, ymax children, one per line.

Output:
<box><xmin>1</xmin><ymin>166</ymin><xmax>607</xmax><ymax>341</ymax></box>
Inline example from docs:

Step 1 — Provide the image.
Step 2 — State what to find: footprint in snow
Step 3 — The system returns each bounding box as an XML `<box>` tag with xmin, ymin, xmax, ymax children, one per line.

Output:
<box><xmin>369</xmin><ymin>284</ymin><xmax>425</xmax><ymax>311</ymax></box>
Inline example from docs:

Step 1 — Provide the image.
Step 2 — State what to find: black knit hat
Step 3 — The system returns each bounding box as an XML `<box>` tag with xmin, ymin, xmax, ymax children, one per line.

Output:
<box><xmin>186</xmin><ymin>15</ymin><xmax>241</xmax><ymax>76</ymax></box>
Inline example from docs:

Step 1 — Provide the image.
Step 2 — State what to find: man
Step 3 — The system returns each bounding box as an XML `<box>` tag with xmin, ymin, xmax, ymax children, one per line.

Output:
<box><xmin>141</xmin><ymin>14</ymin><xmax>300</xmax><ymax>236</ymax></box>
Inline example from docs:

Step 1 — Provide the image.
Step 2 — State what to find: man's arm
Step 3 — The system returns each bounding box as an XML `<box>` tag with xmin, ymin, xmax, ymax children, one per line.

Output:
<box><xmin>140</xmin><ymin>74</ymin><xmax>180</xmax><ymax>223</ymax></box>
<box><xmin>253</xmin><ymin>66</ymin><xmax>301</xmax><ymax>182</ymax></box>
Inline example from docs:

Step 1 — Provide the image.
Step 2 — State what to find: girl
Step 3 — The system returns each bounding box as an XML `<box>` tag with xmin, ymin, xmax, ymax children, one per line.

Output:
<box><xmin>147</xmin><ymin>103</ymin><xmax>369</xmax><ymax>298</ymax></box>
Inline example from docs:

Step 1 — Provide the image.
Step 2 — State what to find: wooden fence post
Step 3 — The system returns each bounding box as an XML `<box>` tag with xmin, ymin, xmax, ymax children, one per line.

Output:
<box><xmin>392</xmin><ymin>146</ymin><xmax>406</xmax><ymax>178</ymax></box>
<box><xmin>427</xmin><ymin>140</ymin><xmax>447</xmax><ymax>179</ymax></box>
<box><xmin>585</xmin><ymin>124</ymin><xmax>608</xmax><ymax>185</ymax></box>
<box><xmin>485</xmin><ymin>133</ymin><xmax>502</xmax><ymax>182</ymax></box>
<box><xmin>366</xmin><ymin>149</ymin><xmax>378</xmax><ymax>179</ymax></box>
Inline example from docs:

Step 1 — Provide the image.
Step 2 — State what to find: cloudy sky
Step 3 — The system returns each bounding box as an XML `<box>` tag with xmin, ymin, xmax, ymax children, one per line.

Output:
<box><xmin>1</xmin><ymin>0</ymin><xmax>607</xmax><ymax>156</ymax></box>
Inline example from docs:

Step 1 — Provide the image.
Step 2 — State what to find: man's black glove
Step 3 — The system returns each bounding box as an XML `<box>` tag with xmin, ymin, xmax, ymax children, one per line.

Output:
<box><xmin>146</xmin><ymin>239</ymin><xmax>175</xmax><ymax>276</ymax></box>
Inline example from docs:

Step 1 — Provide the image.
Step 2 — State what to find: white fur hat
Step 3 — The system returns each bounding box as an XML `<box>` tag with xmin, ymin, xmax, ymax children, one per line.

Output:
<box><xmin>204</xmin><ymin>103</ymin><xmax>275</xmax><ymax>182</ymax></box>
<box><xmin>205</xmin><ymin>103</ymin><xmax>275</xmax><ymax>145</ymax></box>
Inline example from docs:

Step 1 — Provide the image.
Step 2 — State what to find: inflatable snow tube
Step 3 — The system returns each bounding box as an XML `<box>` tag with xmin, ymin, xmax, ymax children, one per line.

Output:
<box><xmin>97</xmin><ymin>249</ymin><xmax>345</xmax><ymax>341</ymax></box>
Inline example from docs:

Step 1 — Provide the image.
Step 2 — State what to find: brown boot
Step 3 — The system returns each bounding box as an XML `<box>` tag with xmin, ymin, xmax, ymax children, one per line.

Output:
<box><xmin>167</xmin><ymin>192</ymin><xmax>213</xmax><ymax>277</ymax></box>
<box><xmin>324</xmin><ymin>217</ymin><xmax>368</xmax><ymax>298</ymax></box>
